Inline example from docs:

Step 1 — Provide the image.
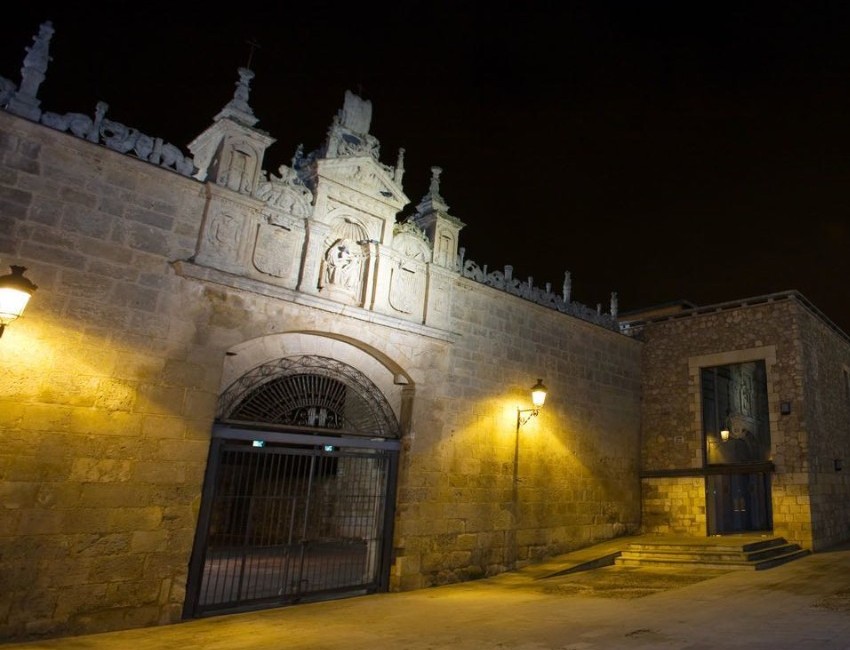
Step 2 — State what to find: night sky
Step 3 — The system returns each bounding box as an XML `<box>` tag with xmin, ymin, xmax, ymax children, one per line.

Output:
<box><xmin>3</xmin><ymin>2</ymin><xmax>849</xmax><ymax>331</ymax></box>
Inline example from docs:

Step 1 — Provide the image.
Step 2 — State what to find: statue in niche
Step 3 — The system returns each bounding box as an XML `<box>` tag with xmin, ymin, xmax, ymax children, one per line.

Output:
<box><xmin>322</xmin><ymin>239</ymin><xmax>363</xmax><ymax>295</ymax></box>
<box><xmin>740</xmin><ymin>373</ymin><xmax>754</xmax><ymax>416</ymax></box>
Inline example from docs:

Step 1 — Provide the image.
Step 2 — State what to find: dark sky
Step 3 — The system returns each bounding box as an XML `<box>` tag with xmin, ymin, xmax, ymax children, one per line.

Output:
<box><xmin>3</xmin><ymin>2</ymin><xmax>850</xmax><ymax>331</ymax></box>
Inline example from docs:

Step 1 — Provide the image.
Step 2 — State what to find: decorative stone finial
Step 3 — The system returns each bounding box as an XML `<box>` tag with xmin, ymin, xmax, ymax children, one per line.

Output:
<box><xmin>562</xmin><ymin>271</ymin><xmax>572</xmax><ymax>304</ymax></box>
<box><xmin>394</xmin><ymin>147</ymin><xmax>406</xmax><ymax>184</ymax></box>
<box><xmin>429</xmin><ymin>166</ymin><xmax>443</xmax><ymax>197</ymax></box>
<box><xmin>214</xmin><ymin>67</ymin><xmax>259</xmax><ymax>127</ymax></box>
<box><xmin>7</xmin><ymin>20</ymin><xmax>54</xmax><ymax>121</ymax></box>
<box><xmin>291</xmin><ymin>143</ymin><xmax>304</xmax><ymax>169</ymax></box>
<box><xmin>415</xmin><ymin>165</ymin><xmax>450</xmax><ymax>215</ymax></box>
<box><xmin>610</xmin><ymin>291</ymin><xmax>618</xmax><ymax>319</ymax></box>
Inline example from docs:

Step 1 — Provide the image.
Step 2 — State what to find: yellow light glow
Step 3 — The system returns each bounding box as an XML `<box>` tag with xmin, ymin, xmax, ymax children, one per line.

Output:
<box><xmin>0</xmin><ymin>287</ymin><xmax>32</xmax><ymax>323</ymax></box>
<box><xmin>0</xmin><ymin>266</ymin><xmax>37</xmax><ymax>336</ymax></box>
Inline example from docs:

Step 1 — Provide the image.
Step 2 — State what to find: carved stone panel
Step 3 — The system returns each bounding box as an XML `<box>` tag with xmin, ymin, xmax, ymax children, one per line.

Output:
<box><xmin>194</xmin><ymin>185</ymin><xmax>265</xmax><ymax>276</ymax></box>
<box><xmin>388</xmin><ymin>264</ymin><xmax>423</xmax><ymax>315</ymax></box>
<box><xmin>252</xmin><ymin>222</ymin><xmax>301</xmax><ymax>284</ymax></box>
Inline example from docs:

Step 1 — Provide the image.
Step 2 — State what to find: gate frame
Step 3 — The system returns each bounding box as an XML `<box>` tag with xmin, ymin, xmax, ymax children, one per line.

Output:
<box><xmin>183</xmin><ymin>423</ymin><xmax>400</xmax><ymax>618</ymax></box>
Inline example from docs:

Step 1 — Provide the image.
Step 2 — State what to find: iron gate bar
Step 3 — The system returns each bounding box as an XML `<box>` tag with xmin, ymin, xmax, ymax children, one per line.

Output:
<box><xmin>213</xmin><ymin>423</ymin><xmax>402</xmax><ymax>451</ymax></box>
<box><xmin>184</xmin><ymin>430</ymin><xmax>400</xmax><ymax>618</ymax></box>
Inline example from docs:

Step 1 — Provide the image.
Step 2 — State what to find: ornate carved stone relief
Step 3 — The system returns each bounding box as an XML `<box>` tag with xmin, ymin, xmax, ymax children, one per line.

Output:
<box><xmin>319</xmin><ymin>238</ymin><xmax>368</xmax><ymax>305</ymax></box>
<box><xmin>459</xmin><ymin>256</ymin><xmax>618</xmax><ymax>330</ymax></box>
<box><xmin>255</xmin><ymin>164</ymin><xmax>314</xmax><ymax>218</ymax></box>
<box><xmin>391</xmin><ymin>221</ymin><xmax>431</xmax><ymax>261</ymax></box>
<box><xmin>338</xmin><ymin>164</ymin><xmax>402</xmax><ymax>203</ymax></box>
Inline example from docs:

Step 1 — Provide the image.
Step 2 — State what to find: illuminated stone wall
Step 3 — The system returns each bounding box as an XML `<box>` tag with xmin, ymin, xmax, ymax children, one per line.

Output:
<box><xmin>0</xmin><ymin>111</ymin><xmax>218</xmax><ymax>637</ymax></box>
<box><xmin>394</xmin><ymin>281</ymin><xmax>643</xmax><ymax>589</ymax></box>
<box><xmin>641</xmin><ymin>477</ymin><xmax>705</xmax><ymax>535</ymax></box>
<box><xmin>0</xmin><ymin>110</ymin><xmax>642</xmax><ymax>639</ymax></box>
<box><xmin>636</xmin><ymin>299</ymin><xmax>850</xmax><ymax>549</ymax></box>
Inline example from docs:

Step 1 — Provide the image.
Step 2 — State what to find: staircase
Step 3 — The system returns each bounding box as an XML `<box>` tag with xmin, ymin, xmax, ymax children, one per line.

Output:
<box><xmin>615</xmin><ymin>536</ymin><xmax>809</xmax><ymax>570</ymax></box>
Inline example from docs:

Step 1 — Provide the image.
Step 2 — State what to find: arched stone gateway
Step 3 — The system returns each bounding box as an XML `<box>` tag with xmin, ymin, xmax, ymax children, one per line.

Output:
<box><xmin>184</xmin><ymin>355</ymin><xmax>401</xmax><ymax>618</ymax></box>
<box><xmin>217</xmin><ymin>355</ymin><xmax>401</xmax><ymax>438</ymax></box>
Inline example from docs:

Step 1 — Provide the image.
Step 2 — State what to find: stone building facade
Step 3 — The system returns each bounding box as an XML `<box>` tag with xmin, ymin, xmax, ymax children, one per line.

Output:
<box><xmin>630</xmin><ymin>296</ymin><xmax>850</xmax><ymax>550</ymax></box>
<box><xmin>0</xmin><ymin>21</ymin><xmax>848</xmax><ymax>643</ymax></box>
<box><xmin>0</xmin><ymin>24</ymin><xmax>641</xmax><ymax>640</ymax></box>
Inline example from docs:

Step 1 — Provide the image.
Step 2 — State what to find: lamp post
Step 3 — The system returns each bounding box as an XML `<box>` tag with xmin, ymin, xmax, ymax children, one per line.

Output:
<box><xmin>0</xmin><ymin>266</ymin><xmax>37</xmax><ymax>338</ymax></box>
<box><xmin>510</xmin><ymin>378</ymin><xmax>548</xmax><ymax>568</ymax></box>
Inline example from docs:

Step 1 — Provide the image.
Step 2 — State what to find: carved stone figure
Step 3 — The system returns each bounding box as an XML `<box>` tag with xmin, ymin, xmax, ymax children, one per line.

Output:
<box><xmin>41</xmin><ymin>111</ymin><xmax>93</xmax><ymax>138</ymax></box>
<box><xmin>323</xmin><ymin>239</ymin><xmax>362</xmax><ymax>292</ymax></box>
<box><xmin>7</xmin><ymin>21</ymin><xmax>54</xmax><ymax>121</ymax></box>
<box><xmin>255</xmin><ymin>164</ymin><xmax>313</xmax><ymax>217</ymax></box>
<box><xmin>0</xmin><ymin>77</ymin><xmax>17</xmax><ymax>108</ymax></box>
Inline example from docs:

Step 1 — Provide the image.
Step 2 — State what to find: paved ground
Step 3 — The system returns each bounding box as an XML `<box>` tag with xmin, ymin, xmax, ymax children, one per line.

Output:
<box><xmin>7</xmin><ymin>538</ymin><xmax>850</xmax><ymax>649</ymax></box>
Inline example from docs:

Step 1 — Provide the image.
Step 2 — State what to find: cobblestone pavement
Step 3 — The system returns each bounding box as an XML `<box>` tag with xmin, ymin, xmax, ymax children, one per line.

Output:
<box><xmin>7</xmin><ymin>541</ymin><xmax>850</xmax><ymax>649</ymax></box>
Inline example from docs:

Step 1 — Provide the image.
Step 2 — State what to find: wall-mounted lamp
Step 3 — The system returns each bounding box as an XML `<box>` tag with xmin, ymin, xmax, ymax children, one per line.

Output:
<box><xmin>0</xmin><ymin>266</ymin><xmax>37</xmax><ymax>338</ymax></box>
<box><xmin>517</xmin><ymin>378</ymin><xmax>548</xmax><ymax>430</ymax></box>
<box><xmin>718</xmin><ymin>411</ymin><xmax>753</xmax><ymax>443</ymax></box>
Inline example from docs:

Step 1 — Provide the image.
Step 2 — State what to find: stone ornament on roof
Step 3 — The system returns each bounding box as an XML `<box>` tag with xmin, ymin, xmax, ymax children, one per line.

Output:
<box><xmin>458</xmin><ymin>259</ymin><xmax>619</xmax><ymax>330</ymax></box>
<box><xmin>255</xmin><ymin>157</ymin><xmax>314</xmax><ymax>218</ymax></box>
<box><xmin>324</xmin><ymin>91</ymin><xmax>382</xmax><ymax>161</ymax></box>
<box><xmin>214</xmin><ymin>67</ymin><xmax>259</xmax><ymax>128</ymax></box>
<box><xmin>5</xmin><ymin>20</ymin><xmax>54</xmax><ymax>121</ymax></box>
<box><xmin>1</xmin><ymin>21</ymin><xmax>196</xmax><ymax>178</ymax></box>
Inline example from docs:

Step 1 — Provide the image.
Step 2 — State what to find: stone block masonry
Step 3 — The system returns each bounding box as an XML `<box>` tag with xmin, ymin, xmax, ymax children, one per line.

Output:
<box><xmin>0</xmin><ymin>107</ymin><xmax>644</xmax><ymax>641</ymax></box>
<box><xmin>634</xmin><ymin>297</ymin><xmax>850</xmax><ymax>549</ymax></box>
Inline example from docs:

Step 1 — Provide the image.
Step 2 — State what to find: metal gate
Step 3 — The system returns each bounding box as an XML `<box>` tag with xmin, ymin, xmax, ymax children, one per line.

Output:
<box><xmin>184</xmin><ymin>356</ymin><xmax>401</xmax><ymax>618</ymax></box>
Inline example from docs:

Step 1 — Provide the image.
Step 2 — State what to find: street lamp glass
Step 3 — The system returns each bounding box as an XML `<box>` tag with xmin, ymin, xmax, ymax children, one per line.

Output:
<box><xmin>530</xmin><ymin>379</ymin><xmax>547</xmax><ymax>409</ymax></box>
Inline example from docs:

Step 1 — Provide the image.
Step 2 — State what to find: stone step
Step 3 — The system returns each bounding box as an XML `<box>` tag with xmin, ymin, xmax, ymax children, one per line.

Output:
<box><xmin>618</xmin><ymin>544</ymin><xmax>799</xmax><ymax>563</ymax></box>
<box><xmin>614</xmin><ymin>536</ymin><xmax>810</xmax><ymax>571</ymax></box>
<box><xmin>625</xmin><ymin>537</ymin><xmax>786</xmax><ymax>554</ymax></box>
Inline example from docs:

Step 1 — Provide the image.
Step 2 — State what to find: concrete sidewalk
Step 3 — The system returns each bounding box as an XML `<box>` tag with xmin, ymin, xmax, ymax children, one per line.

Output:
<box><xmin>6</xmin><ymin>540</ymin><xmax>850</xmax><ymax>649</ymax></box>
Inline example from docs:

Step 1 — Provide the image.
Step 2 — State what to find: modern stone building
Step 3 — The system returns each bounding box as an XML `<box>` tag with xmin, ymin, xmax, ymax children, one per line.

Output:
<box><xmin>628</xmin><ymin>295</ymin><xmax>850</xmax><ymax>551</ymax></box>
<box><xmin>0</xmin><ymin>22</ymin><xmax>848</xmax><ymax>642</ymax></box>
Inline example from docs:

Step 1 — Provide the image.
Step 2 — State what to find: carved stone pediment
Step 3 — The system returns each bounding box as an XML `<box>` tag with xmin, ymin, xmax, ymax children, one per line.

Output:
<box><xmin>317</xmin><ymin>157</ymin><xmax>409</xmax><ymax>211</ymax></box>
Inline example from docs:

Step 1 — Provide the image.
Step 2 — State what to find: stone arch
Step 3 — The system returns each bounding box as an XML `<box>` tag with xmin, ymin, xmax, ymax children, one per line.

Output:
<box><xmin>220</xmin><ymin>331</ymin><xmax>414</xmax><ymax>431</ymax></box>
<box><xmin>218</xmin><ymin>354</ymin><xmax>400</xmax><ymax>438</ymax></box>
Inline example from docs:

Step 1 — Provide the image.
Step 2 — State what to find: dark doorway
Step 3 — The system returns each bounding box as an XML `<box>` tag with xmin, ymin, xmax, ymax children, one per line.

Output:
<box><xmin>706</xmin><ymin>471</ymin><xmax>772</xmax><ymax>535</ymax></box>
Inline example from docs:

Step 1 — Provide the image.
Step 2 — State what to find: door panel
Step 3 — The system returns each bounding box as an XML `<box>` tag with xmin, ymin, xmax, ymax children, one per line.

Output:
<box><xmin>706</xmin><ymin>472</ymin><xmax>772</xmax><ymax>535</ymax></box>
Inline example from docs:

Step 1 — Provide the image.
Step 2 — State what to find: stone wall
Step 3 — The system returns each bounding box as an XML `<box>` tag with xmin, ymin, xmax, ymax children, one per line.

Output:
<box><xmin>641</xmin><ymin>477</ymin><xmax>705</xmax><ymax>535</ymax></box>
<box><xmin>797</xmin><ymin>308</ymin><xmax>850</xmax><ymax>549</ymax></box>
<box><xmin>636</xmin><ymin>297</ymin><xmax>850</xmax><ymax>549</ymax></box>
<box><xmin>394</xmin><ymin>280</ymin><xmax>643</xmax><ymax>588</ymax></box>
<box><xmin>0</xmin><ymin>111</ymin><xmax>215</xmax><ymax>637</ymax></box>
<box><xmin>0</xmin><ymin>110</ymin><xmax>643</xmax><ymax>640</ymax></box>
